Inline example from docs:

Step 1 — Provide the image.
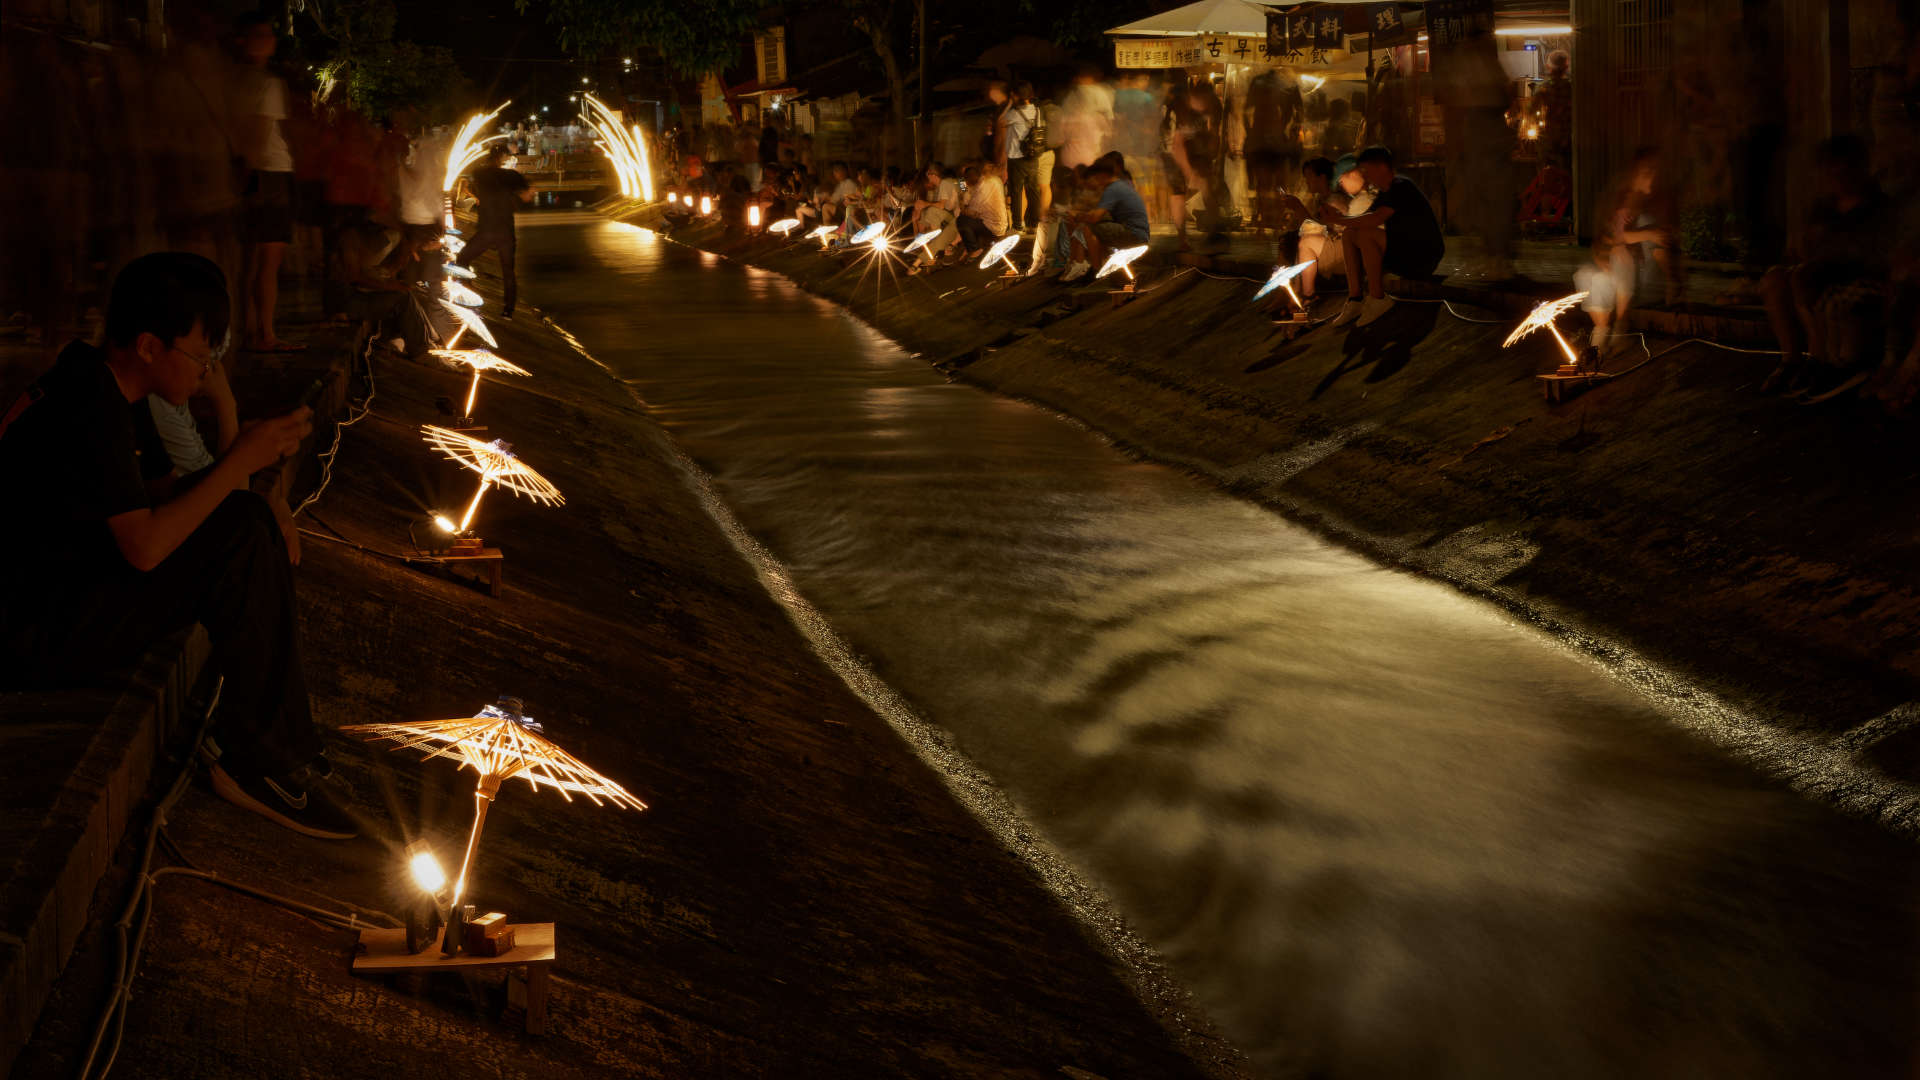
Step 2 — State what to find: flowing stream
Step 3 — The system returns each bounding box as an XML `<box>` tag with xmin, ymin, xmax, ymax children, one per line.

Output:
<box><xmin>518</xmin><ymin>217</ymin><xmax>1916</xmax><ymax>1078</ymax></box>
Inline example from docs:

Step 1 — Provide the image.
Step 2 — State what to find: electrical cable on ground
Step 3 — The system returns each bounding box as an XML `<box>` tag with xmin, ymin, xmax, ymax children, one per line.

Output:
<box><xmin>74</xmin><ymin>678</ymin><xmax>401</xmax><ymax>1080</ymax></box>
<box><xmin>291</xmin><ymin>319</ymin><xmax>382</xmax><ymax>519</ymax></box>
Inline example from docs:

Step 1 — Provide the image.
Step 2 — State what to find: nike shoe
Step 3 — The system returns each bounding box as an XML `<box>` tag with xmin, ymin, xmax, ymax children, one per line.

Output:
<box><xmin>210</xmin><ymin>761</ymin><xmax>360</xmax><ymax>840</ymax></box>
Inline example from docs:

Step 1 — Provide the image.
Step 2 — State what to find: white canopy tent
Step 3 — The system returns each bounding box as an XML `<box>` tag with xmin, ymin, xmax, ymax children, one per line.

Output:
<box><xmin>1107</xmin><ymin>0</ymin><xmax>1274</xmax><ymax>38</ymax></box>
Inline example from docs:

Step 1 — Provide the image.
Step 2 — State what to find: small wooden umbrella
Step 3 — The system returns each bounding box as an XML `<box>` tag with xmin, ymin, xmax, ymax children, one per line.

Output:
<box><xmin>420</xmin><ymin>425</ymin><xmax>563</xmax><ymax>534</ymax></box>
<box><xmin>343</xmin><ymin>698</ymin><xmax>646</xmax><ymax>931</ymax></box>
<box><xmin>427</xmin><ymin>348</ymin><xmax>533</xmax><ymax>420</ymax></box>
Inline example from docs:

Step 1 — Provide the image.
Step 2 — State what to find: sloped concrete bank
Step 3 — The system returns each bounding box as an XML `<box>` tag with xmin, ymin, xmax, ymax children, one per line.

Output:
<box><xmin>614</xmin><ymin>200</ymin><xmax>1920</xmax><ymax>833</ymax></box>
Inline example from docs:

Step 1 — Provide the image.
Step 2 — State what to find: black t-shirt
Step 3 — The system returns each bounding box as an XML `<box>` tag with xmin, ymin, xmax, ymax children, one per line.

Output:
<box><xmin>0</xmin><ymin>342</ymin><xmax>166</xmax><ymax>598</ymax></box>
<box><xmin>470</xmin><ymin>165</ymin><xmax>531</xmax><ymax>235</ymax></box>
<box><xmin>1377</xmin><ymin>174</ymin><xmax>1445</xmax><ymax>275</ymax></box>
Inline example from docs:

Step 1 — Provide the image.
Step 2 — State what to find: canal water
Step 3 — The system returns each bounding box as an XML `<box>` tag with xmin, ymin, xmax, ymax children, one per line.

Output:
<box><xmin>518</xmin><ymin>217</ymin><xmax>1917</xmax><ymax>1078</ymax></box>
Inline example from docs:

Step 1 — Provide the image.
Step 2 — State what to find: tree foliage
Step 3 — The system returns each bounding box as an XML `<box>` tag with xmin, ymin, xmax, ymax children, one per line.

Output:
<box><xmin>515</xmin><ymin>0</ymin><xmax>764</xmax><ymax>79</ymax></box>
<box><xmin>298</xmin><ymin>0</ymin><xmax>469</xmax><ymax>120</ymax></box>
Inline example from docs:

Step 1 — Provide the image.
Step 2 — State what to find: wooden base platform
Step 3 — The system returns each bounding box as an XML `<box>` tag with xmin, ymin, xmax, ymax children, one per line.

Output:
<box><xmin>351</xmin><ymin>922</ymin><xmax>555</xmax><ymax>1033</ymax></box>
<box><xmin>1536</xmin><ymin>370</ymin><xmax>1613</xmax><ymax>403</ymax></box>
<box><xmin>415</xmin><ymin>545</ymin><xmax>505</xmax><ymax>596</ymax></box>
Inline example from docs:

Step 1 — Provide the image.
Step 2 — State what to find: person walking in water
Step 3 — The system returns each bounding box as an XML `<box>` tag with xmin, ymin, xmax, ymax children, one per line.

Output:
<box><xmin>455</xmin><ymin>144</ymin><xmax>534</xmax><ymax>319</ymax></box>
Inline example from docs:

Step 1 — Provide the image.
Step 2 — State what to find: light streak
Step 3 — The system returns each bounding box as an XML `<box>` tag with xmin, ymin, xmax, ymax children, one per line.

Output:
<box><xmin>578</xmin><ymin>93</ymin><xmax>655</xmax><ymax>201</ymax></box>
<box><xmin>438</xmin><ymin>298</ymin><xmax>497</xmax><ymax>350</ymax></box>
<box><xmin>1503</xmin><ymin>291</ymin><xmax>1588</xmax><ymax>367</ymax></box>
<box><xmin>442</xmin><ymin>262</ymin><xmax>476</xmax><ymax>280</ymax></box>
<box><xmin>444</xmin><ymin>103</ymin><xmax>511</xmax><ymax>195</ymax></box>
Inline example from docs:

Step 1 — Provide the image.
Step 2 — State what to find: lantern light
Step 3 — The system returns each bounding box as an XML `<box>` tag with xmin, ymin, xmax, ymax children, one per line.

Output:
<box><xmin>749</xmin><ymin>204</ymin><xmax>762</xmax><ymax>228</ymax></box>
<box><xmin>1094</xmin><ymin>244</ymin><xmax>1150</xmax><ymax>284</ymax></box>
<box><xmin>408</xmin><ymin>841</ymin><xmax>448</xmax><ymax>895</ymax></box>
<box><xmin>1503</xmin><ymin>291</ymin><xmax>1589</xmax><ymax>369</ymax></box>
<box><xmin>699</xmin><ymin>195</ymin><xmax>712</xmax><ymax>216</ymax></box>
<box><xmin>979</xmin><ymin>233</ymin><xmax>1022</xmax><ymax>273</ymax></box>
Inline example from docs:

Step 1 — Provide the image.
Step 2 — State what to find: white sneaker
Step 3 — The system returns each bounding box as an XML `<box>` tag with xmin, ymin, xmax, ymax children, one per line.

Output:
<box><xmin>1060</xmin><ymin>261</ymin><xmax>1092</xmax><ymax>284</ymax></box>
<box><xmin>1330</xmin><ymin>299</ymin><xmax>1364</xmax><ymax>327</ymax></box>
<box><xmin>1356</xmin><ymin>295</ymin><xmax>1396</xmax><ymax>326</ymax></box>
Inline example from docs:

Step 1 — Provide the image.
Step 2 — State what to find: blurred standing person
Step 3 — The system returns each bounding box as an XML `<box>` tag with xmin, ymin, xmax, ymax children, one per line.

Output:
<box><xmin>320</xmin><ymin>89</ymin><xmax>379</xmax><ymax>319</ymax></box>
<box><xmin>1576</xmin><ymin>148</ymin><xmax>1683</xmax><ymax>365</ymax></box>
<box><xmin>231</xmin><ymin>10</ymin><xmax>303</xmax><ymax>353</ymax></box>
<box><xmin>1059</xmin><ymin>68</ymin><xmax>1114</xmax><ymax>169</ymax></box>
<box><xmin>1163</xmin><ymin>76</ymin><xmax>1225</xmax><ymax>252</ymax></box>
<box><xmin>1434</xmin><ymin>12</ymin><xmax>1516</xmax><ymax>278</ymax></box>
<box><xmin>384</xmin><ymin>108</ymin><xmax>449</xmax><ymax>289</ymax></box>
<box><xmin>1112</xmin><ymin>73</ymin><xmax>1161</xmax><ymax>221</ymax></box>
<box><xmin>1244</xmin><ymin>69</ymin><xmax>1289</xmax><ymax>238</ymax></box>
<box><xmin>454</xmin><ymin>144</ymin><xmax>533</xmax><ymax>319</ymax></box>
<box><xmin>995</xmin><ymin>81</ymin><xmax>1043</xmax><ymax>233</ymax></box>
<box><xmin>1533</xmin><ymin>51</ymin><xmax>1574</xmax><ymax>167</ymax></box>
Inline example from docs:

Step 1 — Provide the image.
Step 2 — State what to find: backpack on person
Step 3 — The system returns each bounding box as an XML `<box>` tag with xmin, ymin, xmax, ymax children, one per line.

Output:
<box><xmin>1021</xmin><ymin>103</ymin><xmax>1048</xmax><ymax>158</ymax></box>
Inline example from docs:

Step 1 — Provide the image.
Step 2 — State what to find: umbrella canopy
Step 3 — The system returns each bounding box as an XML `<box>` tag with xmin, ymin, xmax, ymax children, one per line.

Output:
<box><xmin>421</xmin><ymin>426</ymin><xmax>565</xmax><ymax>506</ymax></box>
<box><xmin>344</xmin><ymin>701</ymin><xmax>645</xmax><ymax>808</ymax></box>
<box><xmin>1108</xmin><ymin>0</ymin><xmax>1272</xmax><ymax>37</ymax></box>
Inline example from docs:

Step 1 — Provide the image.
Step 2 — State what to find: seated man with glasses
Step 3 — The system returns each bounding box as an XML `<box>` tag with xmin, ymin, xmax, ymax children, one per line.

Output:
<box><xmin>0</xmin><ymin>252</ymin><xmax>358</xmax><ymax>840</ymax></box>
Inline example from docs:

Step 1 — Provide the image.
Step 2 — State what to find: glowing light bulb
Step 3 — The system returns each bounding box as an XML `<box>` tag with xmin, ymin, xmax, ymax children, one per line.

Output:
<box><xmin>409</xmin><ymin>844</ymin><xmax>448</xmax><ymax>894</ymax></box>
<box><xmin>699</xmin><ymin>195</ymin><xmax>712</xmax><ymax>216</ymax></box>
<box><xmin>749</xmin><ymin>204</ymin><xmax>762</xmax><ymax>227</ymax></box>
<box><xmin>668</xmin><ymin>192</ymin><xmax>679</xmax><ymax>204</ymax></box>
<box><xmin>434</xmin><ymin>514</ymin><xmax>458</xmax><ymax>533</ymax></box>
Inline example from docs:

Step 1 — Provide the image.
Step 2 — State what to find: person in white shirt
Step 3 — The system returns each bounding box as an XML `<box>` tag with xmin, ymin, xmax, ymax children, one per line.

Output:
<box><xmin>232</xmin><ymin>11</ymin><xmax>302</xmax><ymax>354</ymax></box>
<box><xmin>827</xmin><ymin>162</ymin><xmax>859</xmax><ymax>235</ymax></box>
<box><xmin>958</xmin><ymin>163</ymin><xmax>1008</xmax><ymax>255</ymax></box>
<box><xmin>384</xmin><ymin>107</ymin><xmax>450</xmax><ymax>287</ymax></box>
<box><xmin>909</xmin><ymin>163</ymin><xmax>963</xmax><ymax>271</ymax></box>
<box><xmin>999</xmin><ymin>81</ymin><xmax>1042</xmax><ymax>232</ymax></box>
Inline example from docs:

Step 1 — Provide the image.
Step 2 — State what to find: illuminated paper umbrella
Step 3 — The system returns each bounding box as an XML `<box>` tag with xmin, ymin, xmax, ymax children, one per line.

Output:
<box><xmin>445</xmin><ymin>279</ymin><xmax>485</xmax><ymax>308</ymax></box>
<box><xmin>343</xmin><ymin>697</ymin><xmax>646</xmax><ymax>915</ymax></box>
<box><xmin>1503</xmin><ymin>291</ymin><xmax>1589</xmax><ymax>367</ymax></box>
<box><xmin>849</xmin><ymin>220</ymin><xmax>887</xmax><ymax>246</ymax></box>
<box><xmin>421</xmin><ymin>425</ymin><xmax>564</xmax><ymax>534</ymax></box>
<box><xmin>438</xmin><ymin>297</ymin><xmax>497</xmax><ymax>350</ymax></box>
<box><xmin>1095</xmin><ymin>244</ymin><xmax>1150</xmax><ymax>284</ymax></box>
<box><xmin>442</xmin><ymin>262</ymin><xmax>476</xmax><ymax>280</ymax></box>
<box><xmin>1253</xmin><ymin>260</ymin><xmax>1315</xmax><ymax>303</ymax></box>
<box><xmin>979</xmin><ymin>233</ymin><xmax>1022</xmax><ymax>273</ymax></box>
<box><xmin>806</xmin><ymin>224</ymin><xmax>836</xmax><ymax>248</ymax></box>
<box><xmin>904</xmin><ymin>228</ymin><xmax>942</xmax><ymax>254</ymax></box>
<box><xmin>769</xmin><ymin>218</ymin><xmax>801</xmax><ymax>236</ymax></box>
<box><xmin>428</xmin><ymin>348</ymin><xmax>532</xmax><ymax>418</ymax></box>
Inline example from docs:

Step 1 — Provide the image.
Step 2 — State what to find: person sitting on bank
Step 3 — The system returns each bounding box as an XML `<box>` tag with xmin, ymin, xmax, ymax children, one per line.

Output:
<box><xmin>958</xmin><ymin>162</ymin><xmax>1009</xmax><ymax>258</ymax></box>
<box><xmin>1329</xmin><ymin>146</ymin><xmax>1445</xmax><ymax>328</ymax></box>
<box><xmin>0</xmin><ymin>252</ymin><xmax>359</xmax><ymax>841</ymax></box>
<box><xmin>1059</xmin><ymin>161</ymin><xmax>1151</xmax><ymax>283</ymax></box>
<box><xmin>1576</xmin><ymin>148</ymin><xmax>1683</xmax><ymax>367</ymax></box>
<box><xmin>908</xmin><ymin>162</ymin><xmax>963</xmax><ymax>274</ymax></box>
<box><xmin>146</xmin><ymin>353</ymin><xmax>302</xmax><ymax>567</ymax></box>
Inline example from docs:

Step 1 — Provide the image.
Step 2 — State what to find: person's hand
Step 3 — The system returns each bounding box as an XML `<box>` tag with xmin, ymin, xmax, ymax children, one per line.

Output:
<box><xmin>196</xmin><ymin>356</ymin><xmax>235</xmax><ymax>407</ymax></box>
<box><xmin>231</xmin><ymin>407</ymin><xmax>312</xmax><ymax>473</ymax></box>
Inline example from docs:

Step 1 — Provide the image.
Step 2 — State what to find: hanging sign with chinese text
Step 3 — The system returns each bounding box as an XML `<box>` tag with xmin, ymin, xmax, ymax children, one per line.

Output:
<box><xmin>1365</xmin><ymin>3</ymin><xmax>1409</xmax><ymax>46</ymax></box>
<box><xmin>1426</xmin><ymin>0</ymin><xmax>1495</xmax><ymax>49</ymax></box>
<box><xmin>1112</xmin><ymin>38</ymin><xmax>1207</xmax><ymax>69</ymax></box>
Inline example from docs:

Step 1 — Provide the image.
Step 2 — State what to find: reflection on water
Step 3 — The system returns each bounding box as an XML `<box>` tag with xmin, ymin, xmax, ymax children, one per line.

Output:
<box><xmin>522</xmin><ymin>220</ymin><xmax>1917</xmax><ymax>1078</ymax></box>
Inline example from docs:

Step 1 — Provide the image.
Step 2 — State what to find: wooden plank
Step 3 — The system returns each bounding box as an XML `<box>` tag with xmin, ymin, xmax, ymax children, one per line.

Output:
<box><xmin>351</xmin><ymin>922</ymin><xmax>554</xmax><ymax>973</ymax></box>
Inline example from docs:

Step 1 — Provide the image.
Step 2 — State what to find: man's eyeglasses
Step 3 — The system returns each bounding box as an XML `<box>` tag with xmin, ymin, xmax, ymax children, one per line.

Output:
<box><xmin>168</xmin><ymin>343</ymin><xmax>218</xmax><ymax>375</ymax></box>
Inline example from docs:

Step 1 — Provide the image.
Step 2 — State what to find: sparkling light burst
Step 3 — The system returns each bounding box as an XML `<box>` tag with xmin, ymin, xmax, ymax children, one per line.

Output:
<box><xmin>421</xmin><ymin>425</ymin><xmax>564</xmax><ymax>533</ymax></box>
<box><xmin>428</xmin><ymin>348</ymin><xmax>533</xmax><ymax>418</ymax></box>
<box><xmin>1094</xmin><ymin>244</ymin><xmax>1150</xmax><ymax>283</ymax></box>
<box><xmin>343</xmin><ymin>698</ymin><xmax>644</xmax><ymax>914</ymax></box>
<box><xmin>979</xmin><ymin>233</ymin><xmax>1022</xmax><ymax>273</ymax></box>
<box><xmin>850</xmin><ymin>220</ymin><xmax>887</xmax><ymax>245</ymax></box>
<box><xmin>1502</xmin><ymin>291</ymin><xmax>1589</xmax><ymax>367</ymax></box>
<box><xmin>578</xmin><ymin>93</ymin><xmax>654</xmax><ymax>201</ymax></box>
<box><xmin>444</xmin><ymin>103</ymin><xmax>511</xmax><ymax>195</ymax></box>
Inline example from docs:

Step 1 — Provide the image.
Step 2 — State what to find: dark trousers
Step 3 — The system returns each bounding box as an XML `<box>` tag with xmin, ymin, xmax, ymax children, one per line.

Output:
<box><xmin>8</xmin><ymin>492</ymin><xmax>319</xmax><ymax>776</ymax></box>
<box><xmin>455</xmin><ymin>229</ymin><xmax>517</xmax><ymax>316</ymax></box>
<box><xmin>958</xmin><ymin>214</ymin><xmax>999</xmax><ymax>253</ymax></box>
<box><xmin>1007</xmin><ymin>157</ymin><xmax>1041</xmax><ymax>230</ymax></box>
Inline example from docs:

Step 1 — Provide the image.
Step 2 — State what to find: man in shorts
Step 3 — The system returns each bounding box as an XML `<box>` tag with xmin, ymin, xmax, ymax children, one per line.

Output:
<box><xmin>233</xmin><ymin>10</ymin><xmax>303</xmax><ymax>354</ymax></box>
<box><xmin>1330</xmin><ymin>146</ymin><xmax>1446</xmax><ymax>328</ymax></box>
